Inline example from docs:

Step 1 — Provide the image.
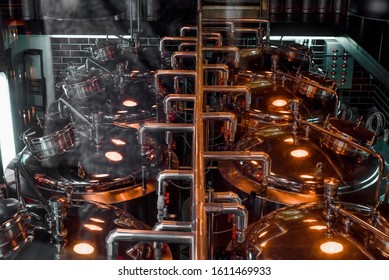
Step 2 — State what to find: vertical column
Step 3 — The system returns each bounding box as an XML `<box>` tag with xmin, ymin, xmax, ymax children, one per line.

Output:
<box><xmin>193</xmin><ymin>0</ymin><xmax>207</xmax><ymax>260</ymax></box>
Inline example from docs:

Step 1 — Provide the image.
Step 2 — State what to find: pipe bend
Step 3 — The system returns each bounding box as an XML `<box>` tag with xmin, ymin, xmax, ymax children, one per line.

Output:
<box><xmin>213</xmin><ymin>191</ymin><xmax>242</xmax><ymax>204</ymax></box>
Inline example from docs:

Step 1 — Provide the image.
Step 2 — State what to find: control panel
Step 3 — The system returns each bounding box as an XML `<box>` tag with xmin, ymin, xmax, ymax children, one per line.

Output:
<box><xmin>324</xmin><ymin>39</ymin><xmax>354</xmax><ymax>89</ymax></box>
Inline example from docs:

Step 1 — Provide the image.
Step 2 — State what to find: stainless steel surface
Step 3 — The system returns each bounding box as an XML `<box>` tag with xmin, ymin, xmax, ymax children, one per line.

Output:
<box><xmin>63</xmin><ymin>68</ymin><xmax>103</xmax><ymax>101</ymax></box>
<box><xmin>228</xmin><ymin>71</ymin><xmax>338</xmax><ymax>126</ymax></box>
<box><xmin>22</xmin><ymin>117</ymin><xmax>76</xmax><ymax>161</ymax></box>
<box><xmin>244</xmin><ymin>201</ymin><xmax>387</xmax><ymax>259</ymax></box>
<box><xmin>223</xmin><ymin>123</ymin><xmax>382</xmax><ymax>205</ymax></box>
<box><xmin>303</xmin><ymin>121</ymin><xmax>385</xmax><ymax>206</ymax></box>
<box><xmin>3</xmin><ymin>0</ymin><xmax>389</xmax><ymax>261</ymax></box>
<box><xmin>5</xmin><ymin>199</ymin><xmax>156</xmax><ymax>260</ymax></box>
<box><xmin>156</xmin><ymin>170</ymin><xmax>194</xmax><ymax>222</ymax></box>
<box><xmin>322</xmin><ymin>117</ymin><xmax>376</xmax><ymax>156</ymax></box>
<box><xmin>106</xmin><ymin>229</ymin><xmax>193</xmax><ymax>260</ymax></box>
<box><xmin>7</xmin><ymin>125</ymin><xmax>167</xmax><ymax>205</ymax></box>
<box><xmin>88</xmin><ymin>41</ymin><xmax>121</xmax><ymax>63</ymax></box>
<box><xmin>297</xmin><ymin>72</ymin><xmax>336</xmax><ymax>99</ymax></box>
<box><xmin>193</xmin><ymin>3</ymin><xmax>207</xmax><ymax>259</ymax></box>
<box><xmin>204</xmin><ymin>202</ymin><xmax>248</xmax><ymax>243</ymax></box>
<box><xmin>0</xmin><ymin>199</ymin><xmax>31</xmax><ymax>259</ymax></box>
<box><xmin>163</xmin><ymin>94</ymin><xmax>197</xmax><ymax>123</ymax></box>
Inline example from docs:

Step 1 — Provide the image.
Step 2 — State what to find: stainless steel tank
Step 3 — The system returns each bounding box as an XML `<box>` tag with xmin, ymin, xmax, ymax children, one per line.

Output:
<box><xmin>238</xmin><ymin>43</ymin><xmax>311</xmax><ymax>73</ymax></box>
<box><xmin>63</xmin><ymin>68</ymin><xmax>104</xmax><ymax>101</ymax></box>
<box><xmin>228</xmin><ymin>71</ymin><xmax>337</xmax><ymax>127</ymax></box>
<box><xmin>6</xmin><ymin>125</ymin><xmax>166</xmax><ymax>205</ymax></box>
<box><xmin>244</xmin><ymin>201</ymin><xmax>389</xmax><ymax>259</ymax></box>
<box><xmin>1</xmin><ymin>198</ymin><xmax>169</xmax><ymax>260</ymax></box>
<box><xmin>219</xmin><ymin>123</ymin><xmax>381</xmax><ymax>208</ymax></box>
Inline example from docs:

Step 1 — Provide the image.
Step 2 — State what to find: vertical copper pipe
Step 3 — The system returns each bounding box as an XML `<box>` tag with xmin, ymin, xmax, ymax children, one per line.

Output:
<box><xmin>193</xmin><ymin>0</ymin><xmax>207</xmax><ymax>260</ymax></box>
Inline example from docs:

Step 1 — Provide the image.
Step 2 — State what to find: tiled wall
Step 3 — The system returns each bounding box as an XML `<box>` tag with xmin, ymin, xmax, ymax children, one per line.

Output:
<box><xmin>340</xmin><ymin>63</ymin><xmax>377</xmax><ymax>117</ymax></box>
<box><xmin>311</xmin><ymin>39</ymin><xmax>387</xmax><ymax>125</ymax></box>
<box><xmin>51</xmin><ymin>37</ymin><xmax>97</xmax><ymax>84</ymax></box>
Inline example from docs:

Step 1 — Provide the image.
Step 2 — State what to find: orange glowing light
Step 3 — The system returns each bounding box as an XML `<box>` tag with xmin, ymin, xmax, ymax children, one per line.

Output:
<box><xmin>300</xmin><ymin>174</ymin><xmax>314</xmax><ymax>179</ymax></box>
<box><xmin>284</xmin><ymin>138</ymin><xmax>294</xmax><ymax>143</ymax></box>
<box><xmin>305</xmin><ymin>180</ymin><xmax>318</xmax><ymax>184</ymax></box>
<box><xmin>73</xmin><ymin>243</ymin><xmax>95</xmax><ymax>255</ymax></box>
<box><xmin>111</xmin><ymin>138</ymin><xmax>126</xmax><ymax>146</ymax></box>
<box><xmin>303</xmin><ymin>219</ymin><xmax>317</xmax><ymax>223</ymax></box>
<box><xmin>290</xmin><ymin>149</ymin><xmax>309</xmax><ymax>158</ymax></box>
<box><xmin>105</xmin><ymin>151</ymin><xmax>123</xmax><ymax>162</ymax></box>
<box><xmin>92</xmin><ymin>174</ymin><xmax>110</xmax><ymax>178</ymax></box>
<box><xmin>250</xmin><ymin>160</ymin><xmax>259</xmax><ymax>165</ymax></box>
<box><xmin>258</xmin><ymin>231</ymin><xmax>268</xmax><ymax>238</ymax></box>
<box><xmin>84</xmin><ymin>224</ymin><xmax>103</xmax><ymax>231</ymax></box>
<box><xmin>90</xmin><ymin>218</ymin><xmax>105</xmax><ymax>223</ymax></box>
<box><xmin>122</xmin><ymin>100</ymin><xmax>137</xmax><ymax>107</ymax></box>
<box><xmin>310</xmin><ymin>225</ymin><xmax>327</xmax><ymax>230</ymax></box>
<box><xmin>272</xmin><ymin>99</ymin><xmax>288</xmax><ymax>107</ymax></box>
<box><xmin>117</xmin><ymin>110</ymin><xmax>128</xmax><ymax>114</ymax></box>
<box><xmin>278</xmin><ymin>110</ymin><xmax>291</xmax><ymax>114</ymax></box>
<box><xmin>320</xmin><ymin>241</ymin><xmax>344</xmax><ymax>254</ymax></box>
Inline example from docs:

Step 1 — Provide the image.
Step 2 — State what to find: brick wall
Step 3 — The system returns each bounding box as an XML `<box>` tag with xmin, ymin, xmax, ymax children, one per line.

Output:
<box><xmin>51</xmin><ymin>37</ymin><xmax>96</xmax><ymax>84</ymax></box>
<box><xmin>340</xmin><ymin>63</ymin><xmax>376</xmax><ymax>117</ymax></box>
<box><xmin>310</xmin><ymin>38</ymin><xmax>387</xmax><ymax>125</ymax></box>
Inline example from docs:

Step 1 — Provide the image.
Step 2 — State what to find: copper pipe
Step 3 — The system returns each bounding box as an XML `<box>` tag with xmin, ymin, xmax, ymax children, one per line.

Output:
<box><xmin>160</xmin><ymin>36</ymin><xmax>197</xmax><ymax>52</ymax></box>
<box><xmin>193</xmin><ymin>1</ymin><xmax>207</xmax><ymax>260</ymax></box>
<box><xmin>202</xmin><ymin>46</ymin><xmax>240</xmax><ymax>68</ymax></box>
<box><xmin>180</xmin><ymin>26</ymin><xmax>198</xmax><ymax>36</ymax></box>
<box><xmin>138</xmin><ymin>122</ymin><xmax>195</xmax><ymax>147</ymax></box>
<box><xmin>203</xmin><ymin>151</ymin><xmax>272</xmax><ymax>186</ymax></box>
<box><xmin>205</xmin><ymin>202</ymin><xmax>248</xmax><ymax>244</ymax></box>
<box><xmin>171</xmin><ymin>51</ymin><xmax>196</xmax><ymax>69</ymax></box>
<box><xmin>137</xmin><ymin>122</ymin><xmax>194</xmax><ymax>191</ymax></box>
<box><xmin>203</xmin><ymin>112</ymin><xmax>237</xmax><ymax>142</ymax></box>
<box><xmin>181</xmin><ymin>21</ymin><xmax>235</xmax><ymax>35</ymax></box>
<box><xmin>153</xmin><ymin>221</ymin><xmax>192</xmax><ymax>232</ymax></box>
<box><xmin>203</xmin><ymin>32</ymin><xmax>223</xmax><ymax>46</ymax></box>
<box><xmin>178</xmin><ymin>42</ymin><xmax>197</xmax><ymax>52</ymax></box>
<box><xmin>203</xmin><ymin>64</ymin><xmax>230</xmax><ymax>85</ymax></box>
<box><xmin>211</xmin><ymin>191</ymin><xmax>242</xmax><ymax>204</ymax></box>
<box><xmin>203</xmin><ymin>85</ymin><xmax>251</xmax><ymax>110</ymax></box>
<box><xmin>156</xmin><ymin>170</ymin><xmax>194</xmax><ymax>222</ymax></box>
<box><xmin>163</xmin><ymin>94</ymin><xmax>196</xmax><ymax>123</ymax></box>
<box><xmin>106</xmin><ymin>229</ymin><xmax>194</xmax><ymax>260</ymax></box>
<box><xmin>154</xmin><ymin>70</ymin><xmax>197</xmax><ymax>95</ymax></box>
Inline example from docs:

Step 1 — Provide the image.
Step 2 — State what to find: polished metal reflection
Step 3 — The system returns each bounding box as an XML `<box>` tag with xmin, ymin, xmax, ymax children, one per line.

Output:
<box><xmin>221</xmin><ymin>123</ymin><xmax>382</xmax><ymax>206</ymax></box>
<box><xmin>244</xmin><ymin>201</ymin><xmax>388</xmax><ymax>259</ymax></box>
